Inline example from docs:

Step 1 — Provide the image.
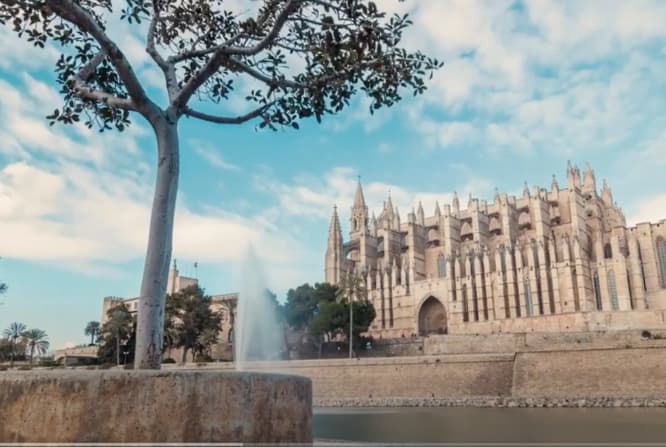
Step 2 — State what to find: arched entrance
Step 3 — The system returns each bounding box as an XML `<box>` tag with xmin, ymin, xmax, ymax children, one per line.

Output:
<box><xmin>418</xmin><ymin>296</ymin><xmax>447</xmax><ymax>335</ymax></box>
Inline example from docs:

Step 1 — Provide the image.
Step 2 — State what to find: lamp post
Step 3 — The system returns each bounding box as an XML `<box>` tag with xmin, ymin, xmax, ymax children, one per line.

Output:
<box><xmin>348</xmin><ymin>292</ymin><xmax>353</xmax><ymax>359</ymax></box>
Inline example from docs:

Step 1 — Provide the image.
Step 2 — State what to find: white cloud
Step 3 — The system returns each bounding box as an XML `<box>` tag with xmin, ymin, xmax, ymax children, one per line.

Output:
<box><xmin>191</xmin><ymin>139</ymin><xmax>241</xmax><ymax>171</ymax></box>
<box><xmin>254</xmin><ymin>165</ymin><xmax>495</xmax><ymax>225</ymax></box>
<box><xmin>627</xmin><ymin>193</ymin><xmax>666</xmax><ymax>226</ymax></box>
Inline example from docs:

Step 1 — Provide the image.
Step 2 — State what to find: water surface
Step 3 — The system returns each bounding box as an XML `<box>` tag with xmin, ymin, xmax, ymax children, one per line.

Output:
<box><xmin>313</xmin><ymin>406</ymin><xmax>666</xmax><ymax>443</ymax></box>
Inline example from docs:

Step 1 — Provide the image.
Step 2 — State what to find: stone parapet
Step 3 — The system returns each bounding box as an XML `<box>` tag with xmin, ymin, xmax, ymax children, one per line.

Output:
<box><xmin>0</xmin><ymin>370</ymin><xmax>311</xmax><ymax>443</ymax></box>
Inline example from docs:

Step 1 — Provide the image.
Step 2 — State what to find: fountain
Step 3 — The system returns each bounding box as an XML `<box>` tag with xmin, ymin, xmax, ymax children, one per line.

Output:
<box><xmin>235</xmin><ymin>244</ymin><xmax>285</xmax><ymax>368</ymax></box>
<box><xmin>0</xmin><ymin>245</ymin><xmax>312</xmax><ymax>443</ymax></box>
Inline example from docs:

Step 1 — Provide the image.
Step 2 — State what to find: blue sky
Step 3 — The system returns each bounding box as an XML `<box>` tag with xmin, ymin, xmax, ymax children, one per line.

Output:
<box><xmin>1</xmin><ymin>0</ymin><xmax>666</xmax><ymax>350</ymax></box>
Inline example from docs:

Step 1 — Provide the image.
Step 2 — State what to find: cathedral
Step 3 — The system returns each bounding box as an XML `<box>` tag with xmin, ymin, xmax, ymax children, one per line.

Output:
<box><xmin>325</xmin><ymin>162</ymin><xmax>666</xmax><ymax>339</ymax></box>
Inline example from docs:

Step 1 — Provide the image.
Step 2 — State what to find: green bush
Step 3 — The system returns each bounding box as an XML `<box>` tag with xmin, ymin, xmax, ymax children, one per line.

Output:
<box><xmin>97</xmin><ymin>363</ymin><xmax>115</xmax><ymax>370</ymax></box>
<box><xmin>194</xmin><ymin>354</ymin><xmax>213</xmax><ymax>363</ymax></box>
<box><xmin>39</xmin><ymin>358</ymin><xmax>59</xmax><ymax>367</ymax></box>
<box><xmin>17</xmin><ymin>365</ymin><xmax>31</xmax><ymax>371</ymax></box>
<box><xmin>162</xmin><ymin>357</ymin><xmax>176</xmax><ymax>364</ymax></box>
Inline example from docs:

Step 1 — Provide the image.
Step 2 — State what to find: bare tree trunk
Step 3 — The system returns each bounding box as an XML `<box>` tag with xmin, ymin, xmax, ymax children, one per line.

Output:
<box><xmin>181</xmin><ymin>347</ymin><xmax>188</xmax><ymax>365</ymax></box>
<box><xmin>135</xmin><ymin>116</ymin><xmax>180</xmax><ymax>370</ymax></box>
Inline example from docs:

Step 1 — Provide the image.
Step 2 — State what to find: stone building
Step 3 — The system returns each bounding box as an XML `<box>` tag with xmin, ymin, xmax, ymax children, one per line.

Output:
<box><xmin>102</xmin><ymin>261</ymin><xmax>237</xmax><ymax>361</ymax></box>
<box><xmin>325</xmin><ymin>162</ymin><xmax>666</xmax><ymax>339</ymax></box>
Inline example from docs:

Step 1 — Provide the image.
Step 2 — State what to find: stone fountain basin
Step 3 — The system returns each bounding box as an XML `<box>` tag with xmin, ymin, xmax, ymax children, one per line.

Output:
<box><xmin>0</xmin><ymin>369</ymin><xmax>312</xmax><ymax>443</ymax></box>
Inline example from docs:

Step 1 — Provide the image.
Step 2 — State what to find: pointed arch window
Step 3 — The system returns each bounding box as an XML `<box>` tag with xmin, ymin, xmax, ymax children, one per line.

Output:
<box><xmin>604</xmin><ymin>243</ymin><xmax>613</xmax><ymax>259</ymax></box>
<box><xmin>657</xmin><ymin>237</ymin><xmax>666</xmax><ymax>289</ymax></box>
<box><xmin>608</xmin><ymin>270</ymin><xmax>619</xmax><ymax>311</ymax></box>
<box><xmin>437</xmin><ymin>254</ymin><xmax>446</xmax><ymax>278</ymax></box>
<box><xmin>593</xmin><ymin>272</ymin><xmax>602</xmax><ymax>311</ymax></box>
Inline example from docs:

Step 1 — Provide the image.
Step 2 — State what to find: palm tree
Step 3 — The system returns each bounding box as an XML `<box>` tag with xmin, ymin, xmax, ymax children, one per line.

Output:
<box><xmin>3</xmin><ymin>322</ymin><xmax>26</xmax><ymax>367</ymax></box>
<box><xmin>335</xmin><ymin>268</ymin><xmax>368</xmax><ymax>358</ymax></box>
<box><xmin>22</xmin><ymin>329</ymin><xmax>49</xmax><ymax>364</ymax></box>
<box><xmin>84</xmin><ymin>321</ymin><xmax>101</xmax><ymax>345</ymax></box>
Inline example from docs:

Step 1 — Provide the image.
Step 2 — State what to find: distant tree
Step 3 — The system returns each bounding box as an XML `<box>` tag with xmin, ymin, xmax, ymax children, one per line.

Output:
<box><xmin>98</xmin><ymin>303</ymin><xmax>135</xmax><ymax>365</ymax></box>
<box><xmin>0</xmin><ymin>338</ymin><xmax>14</xmax><ymax>362</ymax></box>
<box><xmin>162</xmin><ymin>292</ymin><xmax>180</xmax><ymax>359</ymax></box>
<box><xmin>2</xmin><ymin>322</ymin><xmax>26</xmax><ymax>367</ymax></box>
<box><xmin>0</xmin><ymin>0</ymin><xmax>441</xmax><ymax>369</ymax></box>
<box><xmin>0</xmin><ymin>282</ymin><xmax>6</xmax><ymax>295</ymax></box>
<box><xmin>22</xmin><ymin>328</ymin><xmax>49</xmax><ymax>364</ymax></box>
<box><xmin>84</xmin><ymin>321</ymin><xmax>101</xmax><ymax>345</ymax></box>
<box><xmin>170</xmin><ymin>285</ymin><xmax>221</xmax><ymax>364</ymax></box>
<box><xmin>284</xmin><ymin>282</ymin><xmax>337</xmax><ymax>330</ymax></box>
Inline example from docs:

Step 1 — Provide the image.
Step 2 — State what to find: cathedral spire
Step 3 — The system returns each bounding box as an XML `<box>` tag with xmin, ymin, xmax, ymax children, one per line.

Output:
<box><xmin>386</xmin><ymin>189</ymin><xmax>393</xmax><ymax>210</ymax></box>
<box><xmin>601</xmin><ymin>179</ymin><xmax>613</xmax><ymax>206</ymax></box>
<box><xmin>434</xmin><ymin>200</ymin><xmax>441</xmax><ymax>217</ymax></box>
<box><xmin>325</xmin><ymin>205</ymin><xmax>344</xmax><ymax>284</ymax></box>
<box><xmin>351</xmin><ymin>179</ymin><xmax>368</xmax><ymax>235</ymax></box>
<box><xmin>494</xmin><ymin>187</ymin><xmax>500</xmax><ymax>203</ymax></box>
<box><xmin>452</xmin><ymin>191</ymin><xmax>459</xmax><ymax>213</ymax></box>
<box><xmin>523</xmin><ymin>181</ymin><xmax>530</xmax><ymax>198</ymax></box>
<box><xmin>551</xmin><ymin>174</ymin><xmax>559</xmax><ymax>193</ymax></box>
<box><xmin>353</xmin><ymin>176</ymin><xmax>366</xmax><ymax>209</ymax></box>
<box><xmin>582</xmin><ymin>162</ymin><xmax>596</xmax><ymax>193</ymax></box>
<box><xmin>417</xmin><ymin>201</ymin><xmax>425</xmax><ymax>225</ymax></box>
<box><xmin>328</xmin><ymin>205</ymin><xmax>342</xmax><ymax>240</ymax></box>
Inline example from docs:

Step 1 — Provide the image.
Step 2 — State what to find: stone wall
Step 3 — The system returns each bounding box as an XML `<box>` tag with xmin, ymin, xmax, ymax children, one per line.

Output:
<box><xmin>512</xmin><ymin>347</ymin><xmax>666</xmax><ymax>399</ymax></box>
<box><xmin>181</xmin><ymin>344</ymin><xmax>666</xmax><ymax>406</ymax></box>
<box><xmin>424</xmin><ymin>328</ymin><xmax>666</xmax><ymax>355</ymax></box>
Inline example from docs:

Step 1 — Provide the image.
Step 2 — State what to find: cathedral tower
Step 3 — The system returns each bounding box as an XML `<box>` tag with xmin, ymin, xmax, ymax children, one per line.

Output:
<box><xmin>350</xmin><ymin>178</ymin><xmax>369</xmax><ymax>236</ymax></box>
<box><xmin>325</xmin><ymin>205</ymin><xmax>344</xmax><ymax>284</ymax></box>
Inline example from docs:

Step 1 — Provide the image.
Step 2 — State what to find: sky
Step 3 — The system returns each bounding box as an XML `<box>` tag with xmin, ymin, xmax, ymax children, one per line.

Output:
<box><xmin>1</xmin><ymin>0</ymin><xmax>666</xmax><ymax>351</ymax></box>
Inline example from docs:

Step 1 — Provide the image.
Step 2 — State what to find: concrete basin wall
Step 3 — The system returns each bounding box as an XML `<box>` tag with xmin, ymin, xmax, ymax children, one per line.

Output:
<box><xmin>0</xmin><ymin>370</ymin><xmax>311</xmax><ymax>443</ymax></box>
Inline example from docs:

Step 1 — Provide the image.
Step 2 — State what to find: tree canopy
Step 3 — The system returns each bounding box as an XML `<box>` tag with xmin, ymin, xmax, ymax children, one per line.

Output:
<box><xmin>0</xmin><ymin>0</ymin><xmax>442</xmax><ymax>131</ymax></box>
<box><xmin>97</xmin><ymin>303</ymin><xmax>135</xmax><ymax>365</ymax></box>
<box><xmin>166</xmin><ymin>284</ymin><xmax>221</xmax><ymax>363</ymax></box>
<box><xmin>0</xmin><ymin>0</ymin><xmax>441</xmax><ymax>369</ymax></box>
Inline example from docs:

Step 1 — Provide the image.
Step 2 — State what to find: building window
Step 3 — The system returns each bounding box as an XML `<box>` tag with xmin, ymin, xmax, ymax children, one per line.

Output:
<box><xmin>593</xmin><ymin>272</ymin><xmax>602</xmax><ymax>311</ymax></box>
<box><xmin>604</xmin><ymin>243</ymin><xmax>612</xmax><ymax>259</ymax></box>
<box><xmin>437</xmin><ymin>254</ymin><xmax>446</xmax><ymax>278</ymax></box>
<box><xmin>657</xmin><ymin>237</ymin><xmax>666</xmax><ymax>288</ymax></box>
<box><xmin>608</xmin><ymin>270</ymin><xmax>619</xmax><ymax>311</ymax></box>
<box><xmin>524</xmin><ymin>279</ymin><xmax>533</xmax><ymax>317</ymax></box>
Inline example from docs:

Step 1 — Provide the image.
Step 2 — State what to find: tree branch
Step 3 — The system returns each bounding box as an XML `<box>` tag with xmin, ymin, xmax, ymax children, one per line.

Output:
<box><xmin>171</xmin><ymin>0</ymin><xmax>300</xmax><ymax>111</ymax></box>
<box><xmin>45</xmin><ymin>0</ymin><xmax>159</xmax><ymax>117</ymax></box>
<box><xmin>146</xmin><ymin>2</ymin><xmax>178</xmax><ymax>101</ymax></box>
<box><xmin>71</xmin><ymin>52</ymin><xmax>137</xmax><ymax>110</ymax></box>
<box><xmin>183</xmin><ymin>101</ymin><xmax>276</xmax><ymax>125</ymax></box>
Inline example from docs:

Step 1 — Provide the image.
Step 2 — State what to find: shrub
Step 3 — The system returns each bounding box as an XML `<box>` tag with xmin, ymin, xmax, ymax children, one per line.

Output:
<box><xmin>39</xmin><ymin>358</ymin><xmax>59</xmax><ymax>367</ymax></box>
<box><xmin>162</xmin><ymin>358</ymin><xmax>176</xmax><ymax>364</ymax></box>
<box><xmin>17</xmin><ymin>365</ymin><xmax>31</xmax><ymax>371</ymax></box>
<box><xmin>0</xmin><ymin>366</ymin><xmax>7</xmax><ymax>371</ymax></box>
<box><xmin>97</xmin><ymin>363</ymin><xmax>115</xmax><ymax>370</ymax></box>
<box><xmin>194</xmin><ymin>354</ymin><xmax>213</xmax><ymax>363</ymax></box>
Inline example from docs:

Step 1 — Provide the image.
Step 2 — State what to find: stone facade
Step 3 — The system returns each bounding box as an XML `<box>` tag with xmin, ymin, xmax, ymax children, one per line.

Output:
<box><xmin>325</xmin><ymin>162</ymin><xmax>666</xmax><ymax>339</ymax></box>
<box><xmin>101</xmin><ymin>261</ymin><xmax>237</xmax><ymax>361</ymax></box>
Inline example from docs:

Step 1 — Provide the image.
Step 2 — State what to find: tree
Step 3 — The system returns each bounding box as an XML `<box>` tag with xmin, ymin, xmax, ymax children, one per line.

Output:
<box><xmin>22</xmin><ymin>328</ymin><xmax>49</xmax><ymax>364</ymax></box>
<box><xmin>3</xmin><ymin>322</ymin><xmax>26</xmax><ymax>367</ymax></box>
<box><xmin>84</xmin><ymin>321</ymin><xmax>101</xmax><ymax>345</ymax></box>
<box><xmin>0</xmin><ymin>0</ymin><xmax>441</xmax><ymax>369</ymax></box>
<box><xmin>98</xmin><ymin>303</ymin><xmax>135</xmax><ymax>365</ymax></box>
<box><xmin>169</xmin><ymin>285</ymin><xmax>221</xmax><ymax>364</ymax></box>
<box><xmin>284</xmin><ymin>282</ymin><xmax>337</xmax><ymax>330</ymax></box>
